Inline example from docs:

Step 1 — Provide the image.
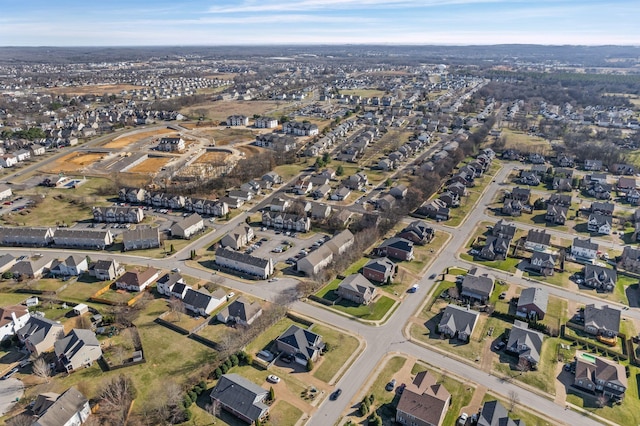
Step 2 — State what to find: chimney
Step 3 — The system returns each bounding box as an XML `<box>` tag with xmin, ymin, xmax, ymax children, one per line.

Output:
<box><xmin>11</xmin><ymin>311</ymin><xmax>18</xmax><ymax>324</ymax></box>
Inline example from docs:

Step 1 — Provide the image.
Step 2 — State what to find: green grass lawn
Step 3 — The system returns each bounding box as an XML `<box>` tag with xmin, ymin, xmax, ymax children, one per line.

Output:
<box><xmin>269</xmin><ymin>400</ymin><xmax>303</xmax><ymax>426</ymax></box>
<box><xmin>543</xmin><ymin>296</ymin><xmax>568</xmax><ymax>332</ymax></box>
<box><xmin>273</xmin><ymin>162</ymin><xmax>312</xmax><ymax>182</ymax></box>
<box><xmin>344</xmin><ymin>257</ymin><xmax>369</xmax><ymax>276</ymax></box>
<box><xmin>97</xmin><ymin>288</ymin><xmax>136</xmax><ymax>304</ymax></box>
<box><xmin>245</xmin><ymin>317</ymin><xmax>309</xmax><ymax>356</ymax></box>
<box><xmin>17</xmin><ymin>278</ymin><xmax>68</xmax><ymax>293</ymax></box>
<box><xmin>311</xmin><ymin>323</ymin><xmax>360</xmax><ymax>383</ymax></box>
<box><xmin>471</xmin><ymin>256</ymin><xmax>521</xmax><ymax>273</ymax></box>
<box><xmin>330</xmin><ymin>295</ymin><xmax>396</xmax><ymax>321</ymax></box>
<box><xmin>314</xmin><ymin>278</ymin><xmax>340</xmax><ymax>300</ymax></box>
<box><xmin>401</xmin><ymin>231</ymin><xmax>449</xmax><ymax>275</ymax></box>
<box><xmin>160</xmin><ymin>311</ymin><xmax>207</xmax><ymax>332</ymax></box>
<box><xmin>57</xmin><ymin>279</ymin><xmax>109</xmax><ymax>304</ymax></box>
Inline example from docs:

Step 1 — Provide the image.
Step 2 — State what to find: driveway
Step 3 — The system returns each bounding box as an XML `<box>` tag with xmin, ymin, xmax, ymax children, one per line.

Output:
<box><xmin>0</xmin><ymin>378</ymin><xmax>24</xmax><ymax>416</ymax></box>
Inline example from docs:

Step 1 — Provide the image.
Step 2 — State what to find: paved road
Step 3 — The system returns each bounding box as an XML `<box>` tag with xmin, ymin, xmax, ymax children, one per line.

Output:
<box><xmin>0</xmin><ymin>378</ymin><xmax>24</xmax><ymax>416</ymax></box>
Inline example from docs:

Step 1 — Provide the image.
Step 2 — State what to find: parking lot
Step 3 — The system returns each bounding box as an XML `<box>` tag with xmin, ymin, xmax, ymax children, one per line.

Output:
<box><xmin>243</xmin><ymin>228</ymin><xmax>329</xmax><ymax>264</ymax></box>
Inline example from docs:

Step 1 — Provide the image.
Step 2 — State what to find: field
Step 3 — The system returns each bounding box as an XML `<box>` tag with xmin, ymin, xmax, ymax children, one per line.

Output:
<box><xmin>127</xmin><ymin>157</ymin><xmax>171</xmax><ymax>173</ymax></box>
<box><xmin>193</xmin><ymin>151</ymin><xmax>232</xmax><ymax>164</ymax></box>
<box><xmin>43</xmin><ymin>84</ymin><xmax>141</xmax><ymax>96</ymax></box>
<box><xmin>339</xmin><ymin>89</ymin><xmax>386</xmax><ymax>98</ymax></box>
<box><xmin>46</xmin><ymin>152</ymin><xmax>105</xmax><ymax>173</ymax></box>
<box><xmin>500</xmin><ymin>128</ymin><xmax>553</xmax><ymax>155</ymax></box>
<box><xmin>181</xmin><ymin>100</ymin><xmax>285</xmax><ymax>122</ymax></box>
<box><xmin>0</xmin><ymin>194</ymin><xmax>92</xmax><ymax>226</ymax></box>
<box><xmin>193</xmin><ymin>128</ymin><xmax>256</xmax><ymax>145</ymax></box>
<box><xmin>238</xmin><ymin>145</ymin><xmax>263</xmax><ymax>157</ymax></box>
<box><xmin>103</xmin><ymin>128</ymin><xmax>176</xmax><ymax>149</ymax></box>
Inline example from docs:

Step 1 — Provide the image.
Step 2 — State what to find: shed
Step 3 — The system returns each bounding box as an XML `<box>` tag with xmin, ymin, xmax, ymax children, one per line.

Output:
<box><xmin>73</xmin><ymin>303</ymin><xmax>89</xmax><ymax>316</ymax></box>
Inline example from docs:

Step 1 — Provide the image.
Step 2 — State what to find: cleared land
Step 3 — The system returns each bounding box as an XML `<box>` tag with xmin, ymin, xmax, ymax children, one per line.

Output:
<box><xmin>181</xmin><ymin>100</ymin><xmax>285</xmax><ymax>122</ymax></box>
<box><xmin>43</xmin><ymin>84</ymin><xmax>141</xmax><ymax>96</ymax></box>
<box><xmin>339</xmin><ymin>89</ymin><xmax>386</xmax><ymax>98</ymax></box>
<box><xmin>127</xmin><ymin>157</ymin><xmax>171</xmax><ymax>173</ymax></box>
<box><xmin>193</xmin><ymin>151</ymin><xmax>232</xmax><ymax>164</ymax></box>
<box><xmin>194</xmin><ymin>128</ymin><xmax>256</xmax><ymax>145</ymax></box>
<box><xmin>47</xmin><ymin>152</ymin><xmax>105</xmax><ymax>173</ymax></box>
<box><xmin>500</xmin><ymin>128</ymin><xmax>553</xmax><ymax>155</ymax></box>
<box><xmin>103</xmin><ymin>129</ymin><xmax>175</xmax><ymax>149</ymax></box>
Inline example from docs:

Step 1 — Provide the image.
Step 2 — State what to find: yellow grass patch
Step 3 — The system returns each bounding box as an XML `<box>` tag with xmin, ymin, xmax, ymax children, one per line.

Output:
<box><xmin>238</xmin><ymin>145</ymin><xmax>263</xmax><ymax>157</ymax></box>
<box><xmin>48</xmin><ymin>152</ymin><xmax>105</xmax><ymax>173</ymax></box>
<box><xmin>127</xmin><ymin>157</ymin><xmax>171</xmax><ymax>174</ymax></box>
<box><xmin>103</xmin><ymin>129</ymin><xmax>176</xmax><ymax>149</ymax></box>
<box><xmin>181</xmin><ymin>100</ymin><xmax>285</xmax><ymax>122</ymax></box>
<box><xmin>193</xmin><ymin>151</ymin><xmax>231</xmax><ymax>164</ymax></box>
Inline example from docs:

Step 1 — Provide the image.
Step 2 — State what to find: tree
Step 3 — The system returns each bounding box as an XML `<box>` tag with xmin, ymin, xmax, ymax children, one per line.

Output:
<box><xmin>508</xmin><ymin>390</ymin><xmax>520</xmax><ymax>412</ymax></box>
<box><xmin>306</xmin><ymin>358</ymin><xmax>314</xmax><ymax>371</ymax></box>
<box><xmin>2</xmin><ymin>271</ymin><xmax>13</xmax><ymax>280</ymax></box>
<box><xmin>269</xmin><ymin>386</ymin><xmax>275</xmax><ymax>402</ymax></box>
<box><xmin>205</xmin><ymin>399</ymin><xmax>221</xmax><ymax>417</ymax></box>
<box><xmin>32</xmin><ymin>356</ymin><xmax>51</xmax><ymax>383</ymax></box>
<box><xmin>76</xmin><ymin>315</ymin><xmax>92</xmax><ymax>330</ymax></box>
<box><xmin>99</xmin><ymin>375</ymin><xmax>137</xmax><ymax>425</ymax></box>
<box><xmin>336</xmin><ymin>164</ymin><xmax>344</xmax><ymax>176</ymax></box>
<box><xmin>168</xmin><ymin>297</ymin><xmax>185</xmax><ymax>322</ymax></box>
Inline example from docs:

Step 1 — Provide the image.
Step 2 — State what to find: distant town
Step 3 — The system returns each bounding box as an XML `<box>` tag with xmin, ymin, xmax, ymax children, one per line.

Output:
<box><xmin>0</xmin><ymin>45</ymin><xmax>640</xmax><ymax>426</ymax></box>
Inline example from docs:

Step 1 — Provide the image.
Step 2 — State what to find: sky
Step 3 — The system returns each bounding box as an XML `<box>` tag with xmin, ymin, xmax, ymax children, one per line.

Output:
<box><xmin>1</xmin><ymin>0</ymin><xmax>639</xmax><ymax>46</ymax></box>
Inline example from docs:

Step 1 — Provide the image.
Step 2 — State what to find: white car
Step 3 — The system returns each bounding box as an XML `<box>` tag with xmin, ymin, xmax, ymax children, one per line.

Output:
<box><xmin>227</xmin><ymin>292</ymin><xmax>235</xmax><ymax>300</ymax></box>
<box><xmin>458</xmin><ymin>413</ymin><xmax>468</xmax><ymax>425</ymax></box>
<box><xmin>267</xmin><ymin>375</ymin><xmax>281</xmax><ymax>384</ymax></box>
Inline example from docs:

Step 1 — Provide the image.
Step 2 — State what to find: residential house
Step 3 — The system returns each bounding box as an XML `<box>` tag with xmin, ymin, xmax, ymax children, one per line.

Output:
<box><xmin>214</xmin><ymin>248</ymin><xmax>274</xmax><ymax>279</ymax></box>
<box><xmin>584</xmin><ymin>159</ymin><xmax>603</xmax><ymax>171</ymax></box>
<box><xmin>506</xmin><ymin>320</ymin><xmax>544</xmax><ymax>371</ymax></box>
<box><xmin>170</xmin><ymin>282</ymin><xmax>191</xmax><ymax>300</ymax></box>
<box><xmin>297</xmin><ymin>230</ymin><xmax>354</xmax><ymax>276</ymax></box>
<box><xmin>460</xmin><ymin>273</ymin><xmax>494</xmax><ymax>304</ymax></box>
<box><xmin>209</xmin><ymin>374</ymin><xmax>269</xmax><ymax>425</ymax></box>
<box><xmin>398</xmin><ymin>221</ymin><xmax>434</xmax><ymax>245</ymax></box>
<box><xmin>574</xmin><ymin>352</ymin><xmax>627</xmax><ymax>400</ymax></box>
<box><xmin>492</xmin><ymin>219</ymin><xmax>516</xmax><ymax>240</ymax></box>
<box><xmin>0</xmin><ymin>304</ymin><xmax>30</xmax><ymax>342</ymax></box>
<box><xmin>282</xmin><ymin>120</ymin><xmax>319</xmax><ymax>136</ymax></box>
<box><xmin>390</xmin><ymin>184</ymin><xmax>408</xmax><ymax>199</ymax></box>
<box><xmin>255</xmin><ymin>133</ymin><xmax>297</xmax><ymax>152</ymax></box>
<box><xmin>548</xmin><ymin>193</ymin><xmax>572</xmax><ymax>207</ymax></box>
<box><xmin>516</xmin><ymin>287</ymin><xmax>548</xmax><ymax>320</ymax></box>
<box><xmin>627</xmin><ymin>188</ymin><xmax>640</xmax><ymax>205</ymax></box>
<box><xmin>155</xmin><ymin>272</ymin><xmax>185</xmax><ymax>296</ymax></box>
<box><xmin>269</xmin><ymin>197</ymin><xmax>290</xmax><ymax>212</ymax></box>
<box><xmin>584</xmin><ymin>304</ymin><xmax>621</xmax><ymax>337</ymax></box>
<box><xmin>29</xmin><ymin>144</ymin><xmax>46</xmax><ymax>157</ymax></box>
<box><xmin>53</xmin><ymin>229</ymin><xmax>114</xmax><ymax>250</ymax></box>
<box><xmin>221</xmin><ymin>224</ymin><xmax>255</xmax><ymax>250</ymax></box>
<box><xmin>228</xmin><ymin>190</ymin><xmax>253</xmax><ymax>202</ymax></box>
<box><xmin>310</xmin><ymin>203</ymin><xmax>332</xmax><ymax>220</ymax></box>
<box><xmin>0</xmin><ymin>254</ymin><xmax>16</xmax><ymax>273</ymax></box>
<box><xmin>157</xmin><ymin>137</ymin><xmax>185</xmax><ymax>152</ymax></box>
<box><xmin>171</xmin><ymin>213</ymin><xmax>204</xmax><ymax>239</ymax></box>
<box><xmin>395</xmin><ymin>370</ymin><xmax>451</xmax><ymax>426</ymax></box>
<box><xmin>510</xmin><ymin>187</ymin><xmax>531</xmax><ymax>203</ymax></box>
<box><xmin>0</xmin><ymin>154</ymin><xmax>17</xmax><ymax>167</ymax></box>
<box><xmin>528</xmin><ymin>153</ymin><xmax>545</xmax><ymax>164</ymax></box>
<box><xmin>545</xmin><ymin>204</ymin><xmax>568</xmax><ymax>225</ymax></box>
<box><xmin>254</xmin><ymin>116</ymin><xmax>278</xmax><ymax>128</ymax></box>
<box><xmin>54</xmin><ymin>329</ymin><xmax>102</xmax><ymax>372</ymax></box>
<box><xmin>217</xmin><ymin>297</ymin><xmax>263</xmax><ymax>326</ymax></box>
<box><xmin>619</xmin><ymin>246</ymin><xmax>640</xmax><ymax>273</ymax></box>
<box><xmin>182</xmin><ymin>288</ymin><xmax>227</xmax><ymax>316</ymax></box>
<box><xmin>438</xmin><ymin>191</ymin><xmax>459</xmax><ymax>208</ymax></box>
<box><xmin>519</xmin><ymin>171</ymin><xmax>540</xmax><ymax>186</ymax></box>
<box><xmin>571</xmin><ymin>238</ymin><xmax>598</xmax><ymax>262</ymax></box>
<box><xmin>122</xmin><ymin>227</ymin><xmax>161</xmax><ymax>251</ymax></box>
<box><xmin>337</xmin><ymin>273</ymin><xmax>377</xmax><ymax>305</ymax></box>
<box><xmin>49</xmin><ymin>255</ymin><xmax>88</xmax><ymax>277</ymax></box>
<box><xmin>0</xmin><ymin>184</ymin><xmax>12</xmax><ymax>200</ymax></box>
<box><xmin>261</xmin><ymin>211</ymin><xmax>311</xmax><ymax>233</ymax></box>
<box><xmin>0</xmin><ymin>226</ymin><xmax>54</xmax><ymax>246</ymax></box>
<box><xmin>529</xmin><ymin>252</ymin><xmax>557</xmax><ymax>276</ymax></box>
<box><xmin>276</xmin><ymin>325</ymin><xmax>325</xmax><ymax>364</ymax></box>
<box><xmin>362</xmin><ymin>257</ymin><xmax>395</xmax><ymax>283</ymax></box>
<box><xmin>221</xmin><ymin>196</ymin><xmax>244</xmax><ymax>209</ymax></box>
<box><xmin>583</xmin><ymin>265</ymin><xmax>617</xmax><ymax>292</ymax></box>
<box><xmin>415</xmin><ymin>199</ymin><xmax>450</xmax><ymax>221</ymax></box>
<box><xmin>92</xmin><ymin>206</ymin><xmax>144</xmax><ymax>223</ymax></box>
<box><xmin>343</xmin><ymin>173</ymin><xmax>368</xmax><ymax>191</ymax></box>
<box><xmin>437</xmin><ymin>304</ymin><xmax>479</xmax><ymax>342</ymax></box>
<box><xmin>17</xmin><ymin>316</ymin><xmax>64</xmax><ymax>356</ymax></box>
<box><xmin>115</xmin><ymin>267</ymin><xmax>159</xmax><ymax>292</ymax></box>
<box><xmin>617</xmin><ymin>176</ymin><xmax>637</xmax><ymax>194</ymax></box>
<box><xmin>477</xmin><ymin>400</ymin><xmax>525</xmax><ymax>426</ymax></box>
<box><xmin>613</xmin><ymin>163</ymin><xmax>636</xmax><ymax>175</ymax></box>
<box><xmin>262</xmin><ymin>171</ymin><xmax>282</xmax><ymax>185</ymax></box>
<box><xmin>591</xmin><ymin>201</ymin><xmax>614</xmax><ymax>216</ymax></box>
<box><xmin>330</xmin><ymin>186</ymin><xmax>351</xmax><ymax>201</ymax></box>
<box><xmin>374</xmin><ymin>237</ymin><xmax>414</xmax><ymax>261</ymax></box>
<box><xmin>553</xmin><ymin>177</ymin><xmax>573</xmax><ymax>192</ymax></box>
<box><xmin>587</xmin><ymin>213</ymin><xmax>612</xmax><ymax>235</ymax></box>
<box><xmin>312</xmin><ymin>184</ymin><xmax>331</xmax><ymax>199</ymax></box>
<box><xmin>227</xmin><ymin>115</ymin><xmax>249</xmax><ymax>126</ymax></box>
<box><xmin>32</xmin><ymin>387</ymin><xmax>91</xmax><ymax>426</ymax></box>
<box><xmin>557</xmin><ymin>154</ymin><xmax>574</xmax><ymax>168</ymax></box>
<box><xmin>524</xmin><ymin>229</ymin><xmax>551</xmax><ymax>251</ymax></box>
<box><xmin>378</xmin><ymin>193</ymin><xmax>397</xmax><ymax>211</ymax></box>
<box><xmin>93</xmin><ymin>259</ymin><xmax>121</xmax><ymax>281</ymax></box>
<box><xmin>480</xmin><ymin>236</ymin><xmax>510</xmax><ymax>261</ymax></box>
<box><xmin>10</xmin><ymin>257</ymin><xmax>54</xmax><ymax>279</ymax></box>
<box><xmin>501</xmin><ymin>199</ymin><xmax>526</xmax><ymax>217</ymax></box>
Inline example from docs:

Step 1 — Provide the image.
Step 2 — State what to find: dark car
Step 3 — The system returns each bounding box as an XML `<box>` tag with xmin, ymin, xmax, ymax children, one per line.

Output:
<box><xmin>330</xmin><ymin>389</ymin><xmax>342</xmax><ymax>400</ymax></box>
<box><xmin>385</xmin><ymin>379</ymin><xmax>396</xmax><ymax>391</ymax></box>
<box><xmin>429</xmin><ymin>273</ymin><xmax>437</xmax><ymax>279</ymax></box>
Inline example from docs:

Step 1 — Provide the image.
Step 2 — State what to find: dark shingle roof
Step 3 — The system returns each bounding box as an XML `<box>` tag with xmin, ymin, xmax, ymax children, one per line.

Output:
<box><xmin>209</xmin><ymin>374</ymin><xmax>268</xmax><ymax>422</ymax></box>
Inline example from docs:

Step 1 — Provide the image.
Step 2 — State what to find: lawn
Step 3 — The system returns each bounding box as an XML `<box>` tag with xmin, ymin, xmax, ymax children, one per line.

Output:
<box><xmin>501</xmin><ymin>128</ymin><xmax>552</xmax><ymax>155</ymax></box>
<box><xmin>273</xmin><ymin>162</ymin><xmax>312</xmax><ymax>182</ymax></box>
<box><xmin>0</xmin><ymin>292</ymin><xmax>32</xmax><ymax>305</ymax></box>
<box><xmin>16</xmin><ymin>277</ymin><xmax>68</xmax><ymax>293</ymax></box>
<box><xmin>314</xmin><ymin>278</ymin><xmax>341</xmax><ymax>300</ymax></box>
<box><xmin>401</xmin><ymin>231</ymin><xmax>449</xmax><ymax>275</ymax></box>
<box><xmin>268</xmin><ymin>400</ymin><xmax>303</xmax><ymax>426</ymax></box>
<box><xmin>543</xmin><ymin>296</ymin><xmax>568</xmax><ymax>332</ymax></box>
<box><xmin>160</xmin><ymin>311</ymin><xmax>208</xmax><ymax>332</ymax></box>
<box><xmin>311</xmin><ymin>323</ymin><xmax>360</xmax><ymax>383</ymax></box>
<box><xmin>468</xmin><ymin>255</ymin><xmax>521</xmax><ymax>273</ymax></box>
<box><xmin>245</xmin><ymin>317</ymin><xmax>309</xmax><ymax>356</ymax></box>
<box><xmin>0</xmin><ymin>194</ymin><xmax>92</xmax><ymax>227</ymax></box>
<box><xmin>344</xmin><ymin>257</ymin><xmax>369</xmax><ymax>276</ymax></box>
<box><xmin>96</xmin><ymin>288</ymin><xmax>136</xmax><ymax>304</ymax></box>
<box><xmin>330</xmin><ymin>295</ymin><xmax>397</xmax><ymax>321</ymax></box>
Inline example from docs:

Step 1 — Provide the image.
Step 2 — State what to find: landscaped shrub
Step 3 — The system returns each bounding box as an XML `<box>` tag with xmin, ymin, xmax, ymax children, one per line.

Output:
<box><xmin>230</xmin><ymin>354</ymin><xmax>239</xmax><ymax>366</ymax></box>
<box><xmin>214</xmin><ymin>367</ymin><xmax>222</xmax><ymax>379</ymax></box>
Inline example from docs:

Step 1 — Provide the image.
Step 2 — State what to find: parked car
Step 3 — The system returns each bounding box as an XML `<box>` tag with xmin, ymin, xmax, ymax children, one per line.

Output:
<box><xmin>1</xmin><ymin>367</ymin><xmax>18</xmax><ymax>380</ymax></box>
<box><xmin>267</xmin><ymin>375</ymin><xmax>280</xmax><ymax>384</ymax></box>
<box><xmin>385</xmin><ymin>379</ymin><xmax>396</xmax><ymax>391</ymax></box>
<box><xmin>494</xmin><ymin>341</ymin><xmax>506</xmax><ymax>351</ymax></box>
<box><xmin>330</xmin><ymin>389</ymin><xmax>342</xmax><ymax>400</ymax></box>
<box><xmin>458</xmin><ymin>412</ymin><xmax>469</xmax><ymax>425</ymax></box>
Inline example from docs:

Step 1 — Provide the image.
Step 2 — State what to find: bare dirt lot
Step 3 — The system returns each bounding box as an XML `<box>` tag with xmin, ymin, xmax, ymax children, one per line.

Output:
<box><xmin>193</xmin><ymin>151</ymin><xmax>231</xmax><ymax>164</ymax></box>
<box><xmin>127</xmin><ymin>157</ymin><xmax>171</xmax><ymax>174</ymax></box>
<box><xmin>238</xmin><ymin>145</ymin><xmax>264</xmax><ymax>157</ymax></box>
<box><xmin>103</xmin><ymin>129</ymin><xmax>176</xmax><ymax>149</ymax></box>
<box><xmin>46</xmin><ymin>152</ymin><xmax>105</xmax><ymax>173</ymax></box>
<box><xmin>43</xmin><ymin>84</ymin><xmax>141</xmax><ymax>96</ymax></box>
<box><xmin>181</xmin><ymin>100</ymin><xmax>285</xmax><ymax>122</ymax></box>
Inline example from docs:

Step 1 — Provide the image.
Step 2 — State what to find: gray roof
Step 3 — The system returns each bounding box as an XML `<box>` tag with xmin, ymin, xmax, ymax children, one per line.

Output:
<box><xmin>478</xmin><ymin>400</ymin><xmax>524</xmax><ymax>426</ymax></box>
<box><xmin>54</xmin><ymin>329</ymin><xmax>100</xmax><ymax>360</ymax></box>
<box><xmin>65</xmin><ymin>255</ymin><xmax>86</xmax><ymax>268</ymax></box>
<box><xmin>506</xmin><ymin>321</ymin><xmax>544</xmax><ymax>364</ymax></box>
<box><xmin>222</xmin><ymin>296</ymin><xmax>262</xmax><ymax>322</ymax></box>
<box><xmin>461</xmin><ymin>274</ymin><xmax>494</xmax><ymax>298</ymax></box>
<box><xmin>209</xmin><ymin>374</ymin><xmax>268</xmax><ymax>422</ymax></box>
<box><xmin>123</xmin><ymin>226</ymin><xmax>159</xmax><ymax>242</ymax></box>
<box><xmin>583</xmin><ymin>264</ymin><xmax>617</xmax><ymax>288</ymax></box>
<box><xmin>438</xmin><ymin>304</ymin><xmax>479</xmax><ymax>337</ymax></box>
<box><xmin>363</xmin><ymin>257</ymin><xmax>395</xmax><ymax>274</ymax></box>
<box><xmin>339</xmin><ymin>273</ymin><xmax>376</xmax><ymax>295</ymax></box>
<box><xmin>157</xmin><ymin>272</ymin><xmax>183</xmax><ymax>288</ymax></box>
<box><xmin>517</xmin><ymin>287</ymin><xmax>548</xmax><ymax>313</ymax></box>
<box><xmin>215</xmin><ymin>247</ymin><xmax>271</xmax><ymax>268</ymax></box>
<box><xmin>54</xmin><ymin>228</ymin><xmax>110</xmax><ymax>240</ymax></box>
<box><xmin>526</xmin><ymin>229</ymin><xmax>550</xmax><ymax>246</ymax></box>
<box><xmin>277</xmin><ymin>325</ymin><xmax>323</xmax><ymax>360</ymax></box>
<box><xmin>33</xmin><ymin>386</ymin><xmax>88</xmax><ymax>426</ymax></box>
<box><xmin>17</xmin><ymin>316</ymin><xmax>62</xmax><ymax>347</ymax></box>
<box><xmin>584</xmin><ymin>304</ymin><xmax>621</xmax><ymax>334</ymax></box>
<box><xmin>573</xmin><ymin>237</ymin><xmax>598</xmax><ymax>251</ymax></box>
<box><xmin>183</xmin><ymin>288</ymin><xmax>214</xmax><ymax>310</ymax></box>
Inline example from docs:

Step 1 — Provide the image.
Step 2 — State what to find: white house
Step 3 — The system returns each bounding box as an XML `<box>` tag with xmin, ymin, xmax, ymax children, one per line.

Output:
<box><xmin>0</xmin><ymin>154</ymin><xmax>18</xmax><ymax>168</ymax></box>
<box><xmin>115</xmin><ymin>267</ymin><xmax>159</xmax><ymax>292</ymax></box>
<box><xmin>0</xmin><ymin>305</ymin><xmax>31</xmax><ymax>342</ymax></box>
<box><xmin>571</xmin><ymin>238</ymin><xmax>599</xmax><ymax>261</ymax></box>
<box><xmin>171</xmin><ymin>213</ymin><xmax>204</xmax><ymax>239</ymax></box>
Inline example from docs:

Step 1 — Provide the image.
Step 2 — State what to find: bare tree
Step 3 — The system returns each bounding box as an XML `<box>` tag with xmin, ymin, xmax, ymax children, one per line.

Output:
<box><xmin>168</xmin><ymin>297</ymin><xmax>185</xmax><ymax>322</ymax></box>
<box><xmin>508</xmin><ymin>390</ymin><xmax>520</xmax><ymax>412</ymax></box>
<box><xmin>99</xmin><ymin>375</ymin><xmax>137</xmax><ymax>425</ymax></box>
<box><xmin>206</xmin><ymin>399</ymin><xmax>221</xmax><ymax>417</ymax></box>
<box><xmin>32</xmin><ymin>356</ymin><xmax>51</xmax><ymax>383</ymax></box>
<box><xmin>6</xmin><ymin>414</ymin><xmax>33</xmax><ymax>426</ymax></box>
<box><xmin>76</xmin><ymin>315</ymin><xmax>92</xmax><ymax>330</ymax></box>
